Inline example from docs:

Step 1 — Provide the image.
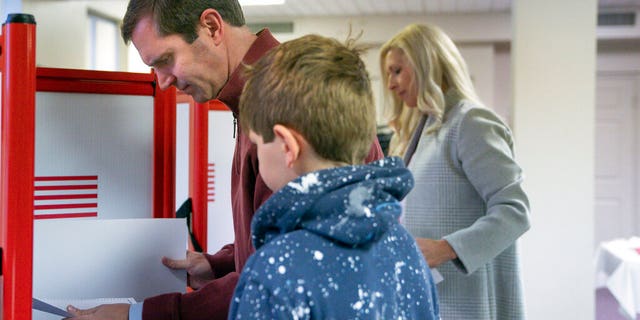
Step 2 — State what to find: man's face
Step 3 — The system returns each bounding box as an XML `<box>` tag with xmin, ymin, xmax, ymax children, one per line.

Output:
<box><xmin>131</xmin><ymin>15</ymin><xmax>229</xmax><ymax>103</ymax></box>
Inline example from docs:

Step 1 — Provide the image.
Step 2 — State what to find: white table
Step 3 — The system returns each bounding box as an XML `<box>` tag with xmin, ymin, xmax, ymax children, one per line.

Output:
<box><xmin>595</xmin><ymin>237</ymin><xmax>640</xmax><ymax>319</ymax></box>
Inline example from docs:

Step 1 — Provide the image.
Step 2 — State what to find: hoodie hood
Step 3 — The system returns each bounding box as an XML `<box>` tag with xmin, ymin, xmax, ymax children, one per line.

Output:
<box><xmin>252</xmin><ymin>157</ymin><xmax>414</xmax><ymax>249</ymax></box>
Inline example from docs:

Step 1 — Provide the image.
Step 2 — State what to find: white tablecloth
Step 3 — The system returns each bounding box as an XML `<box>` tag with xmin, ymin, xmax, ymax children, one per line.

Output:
<box><xmin>595</xmin><ymin>237</ymin><xmax>640</xmax><ymax>319</ymax></box>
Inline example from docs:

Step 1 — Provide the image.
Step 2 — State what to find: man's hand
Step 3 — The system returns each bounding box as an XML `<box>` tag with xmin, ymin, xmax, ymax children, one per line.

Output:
<box><xmin>65</xmin><ymin>303</ymin><xmax>129</xmax><ymax>319</ymax></box>
<box><xmin>415</xmin><ymin>238</ymin><xmax>457</xmax><ymax>268</ymax></box>
<box><xmin>162</xmin><ymin>250</ymin><xmax>214</xmax><ymax>289</ymax></box>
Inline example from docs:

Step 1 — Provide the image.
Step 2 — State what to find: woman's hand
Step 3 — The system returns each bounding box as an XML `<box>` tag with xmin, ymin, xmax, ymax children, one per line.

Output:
<box><xmin>414</xmin><ymin>237</ymin><xmax>457</xmax><ymax>268</ymax></box>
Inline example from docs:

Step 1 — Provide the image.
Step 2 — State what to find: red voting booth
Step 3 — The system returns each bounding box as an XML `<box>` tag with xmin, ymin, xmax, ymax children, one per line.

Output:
<box><xmin>0</xmin><ymin>13</ymin><xmax>200</xmax><ymax>319</ymax></box>
<box><xmin>180</xmin><ymin>95</ymin><xmax>233</xmax><ymax>257</ymax></box>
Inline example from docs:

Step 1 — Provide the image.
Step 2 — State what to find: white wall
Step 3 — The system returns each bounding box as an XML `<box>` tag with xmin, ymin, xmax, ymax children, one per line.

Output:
<box><xmin>458</xmin><ymin>45</ymin><xmax>495</xmax><ymax>111</ymax></box>
<box><xmin>513</xmin><ymin>1</ymin><xmax>596</xmax><ymax>319</ymax></box>
<box><xmin>1</xmin><ymin>0</ymin><xmax>23</xmax><ymax>22</ymax></box>
<box><xmin>494</xmin><ymin>45</ymin><xmax>512</xmax><ymax>125</ymax></box>
<box><xmin>255</xmin><ymin>12</ymin><xmax>511</xmax><ymax>43</ymax></box>
<box><xmin>24</xmin><ymin>1</ymin><xmax>88</xmax><ymax>69</ymax></box>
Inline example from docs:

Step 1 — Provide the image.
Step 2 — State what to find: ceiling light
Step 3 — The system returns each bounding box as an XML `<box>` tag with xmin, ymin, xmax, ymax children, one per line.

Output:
<box><xmin>240</xmin><ymin>0</ymin><xmax>285</xmax><ymax>6</ymax></box>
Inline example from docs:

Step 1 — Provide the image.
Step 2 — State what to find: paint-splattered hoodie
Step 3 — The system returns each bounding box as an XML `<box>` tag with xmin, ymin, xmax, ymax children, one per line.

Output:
<box><xmin>228</xmin><ymin>157</ymin><xmax>440</xmax><ymax>320</ymax></box>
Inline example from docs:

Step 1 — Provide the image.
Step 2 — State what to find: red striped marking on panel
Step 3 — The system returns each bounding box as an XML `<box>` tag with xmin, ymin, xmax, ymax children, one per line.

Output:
<box><xmin>34</xmin><ymin>175</ymin><xmax>98</xmax><ymax>219</ymax></box>
<box><xmin>208</xmin><ymin>163</ymin><xmax>215</xmax><ymax>203</ymax></box>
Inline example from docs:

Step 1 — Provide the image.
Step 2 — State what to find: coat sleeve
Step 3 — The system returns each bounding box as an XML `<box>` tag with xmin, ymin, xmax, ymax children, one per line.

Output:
<box><xmin>443</xmin><ymin>107</ymin><xmax>531</xmax><ymax>274</ymax></box>
<box><xmin>206</xmin><ymin>244</ymin><xmax>236</xmax><ymax>278</ymax></box>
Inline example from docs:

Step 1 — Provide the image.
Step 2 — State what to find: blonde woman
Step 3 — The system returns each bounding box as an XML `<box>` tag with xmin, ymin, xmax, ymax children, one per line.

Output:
<box><xmin>380</xmin><ymin>23</ymin><xmax>531</xmax><ymax>319</ymax></box>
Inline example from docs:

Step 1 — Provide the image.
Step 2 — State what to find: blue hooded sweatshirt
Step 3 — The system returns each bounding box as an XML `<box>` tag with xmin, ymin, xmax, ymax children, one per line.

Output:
<box><xmin>228</xmin><ymin>157</ymin><xmax>440</xmax><ymax>320</ymax></box>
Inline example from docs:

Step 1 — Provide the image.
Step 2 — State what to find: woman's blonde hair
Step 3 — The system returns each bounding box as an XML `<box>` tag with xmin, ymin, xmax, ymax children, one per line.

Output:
<box><xmin>380</xmin><ymin>23</ymin><xmax>480</xmax><ymax>156</ymax></box>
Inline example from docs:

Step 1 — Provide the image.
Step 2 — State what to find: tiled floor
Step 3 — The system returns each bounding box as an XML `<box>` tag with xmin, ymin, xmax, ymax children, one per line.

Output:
<box><xmin>597</xmin><ymin>288</ymin><xmax>640</xmax><ymax>320</ymax></box>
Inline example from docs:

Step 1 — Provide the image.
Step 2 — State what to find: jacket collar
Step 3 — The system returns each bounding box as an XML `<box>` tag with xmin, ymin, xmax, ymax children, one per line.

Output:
<box><xmin>217</xmin><ymin>28</ymin><xmax>280</xmax><ymax>115</ymax></box>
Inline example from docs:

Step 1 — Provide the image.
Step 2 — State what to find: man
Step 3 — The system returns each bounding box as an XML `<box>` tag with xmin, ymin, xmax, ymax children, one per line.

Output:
<box><xmin>67</xmin><ymin>1</ymin><xmax>383</xmax><ymax>319</ymax></box>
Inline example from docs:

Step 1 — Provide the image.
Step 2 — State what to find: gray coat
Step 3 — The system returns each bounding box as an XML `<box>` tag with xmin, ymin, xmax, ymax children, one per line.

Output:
<box><xmin>403</xmin><ymin>96</ymin><xmax>530</xmax><ymax>319</ymax></box>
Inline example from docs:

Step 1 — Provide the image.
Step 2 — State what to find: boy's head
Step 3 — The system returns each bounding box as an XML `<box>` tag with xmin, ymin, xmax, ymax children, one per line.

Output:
<box><xmin>239</xmin><ymin>34</ymin><xmax>376</xmax><ymax>181</ymax></box>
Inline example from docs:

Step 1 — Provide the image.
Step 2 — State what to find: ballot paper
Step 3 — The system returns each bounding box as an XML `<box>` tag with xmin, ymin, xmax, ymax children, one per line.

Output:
<box><xmin>33</xmin><ymin>218</ymin><xmax>188</xmax><ymax>303</ymax></box>
<box><xmin>33</xmin><ymin>297</ymin><xmax>137</xmax><ymax>320</ymax></box>
<box><xmin>431</xmin><ymin>268</ymin><xmax>444</xmax><ymax>284</ymax></box>
<box><xmin>33</xmin><ymin>297</ymin><xmax>71</xmax><ymax>318</ymax></box>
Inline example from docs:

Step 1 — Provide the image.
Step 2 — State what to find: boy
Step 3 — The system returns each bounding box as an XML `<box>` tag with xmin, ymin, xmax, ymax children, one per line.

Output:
<box><xmin>228</xmin><ymin>34</ymin><xmax>440</xmax><ymax>320</ymax></box>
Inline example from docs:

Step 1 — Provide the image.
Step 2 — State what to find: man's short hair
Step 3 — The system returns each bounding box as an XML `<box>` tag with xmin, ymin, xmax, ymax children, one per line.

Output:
<box><xmin>239</xmin><ymin>34</ymin><xmax>376</xmax><ymax>165</ymax></box>
<box><xmin>121</xmin><ymin>0</ymin><xmax>245</xmax><ymax>44</ymax></box>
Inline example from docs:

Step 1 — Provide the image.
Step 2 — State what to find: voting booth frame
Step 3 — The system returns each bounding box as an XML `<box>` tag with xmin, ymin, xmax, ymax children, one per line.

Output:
<box><xmin>0</xmin><ymin>13</ymin><xmax>214</xmax><ymax>319</ymax></box>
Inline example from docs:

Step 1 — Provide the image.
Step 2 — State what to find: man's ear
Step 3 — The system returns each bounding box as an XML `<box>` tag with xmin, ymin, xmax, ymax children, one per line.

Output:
<box><xmin>200</xmin><ymin>8</ymin><xmax>224</xmax><ymax>45</ymax></box>
<box><xmin>273</xmin><ymin>124</ymin><xmax>301</xmax><ymax>168</ymax></box>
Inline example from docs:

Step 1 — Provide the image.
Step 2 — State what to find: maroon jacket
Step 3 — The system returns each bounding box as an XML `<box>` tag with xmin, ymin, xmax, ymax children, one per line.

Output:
<box><xmin>143</xmin><ymin>29</ymin><xmax>384</xmax><ymax>320</ymax></box>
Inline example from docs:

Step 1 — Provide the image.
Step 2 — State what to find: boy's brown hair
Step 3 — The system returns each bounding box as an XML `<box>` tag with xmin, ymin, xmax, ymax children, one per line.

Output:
<box><xmin>239</xmin><ymin>34</ymin><xmax>375</xmax><ymax>165</ymax></box>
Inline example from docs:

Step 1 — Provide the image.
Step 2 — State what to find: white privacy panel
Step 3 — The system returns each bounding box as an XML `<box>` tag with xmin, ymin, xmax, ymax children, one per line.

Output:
<box><xmin>33</xmin><ymin>218</ymin><xmax>187</xmax><ymax>302</ymax></box>
<box><xmin>175</xmin><ymin>102</ymin><xmax>190</xmax><ymax>209</ymax></box>
<box><xmin>35</xmin><ymin>92</ymin><xmax>154</xmax><ymax>219</ymax></box>
<box><xmin>207</xmin><ymin>110</ymin><xmax>235</xmax><ymax>252</ymax></box>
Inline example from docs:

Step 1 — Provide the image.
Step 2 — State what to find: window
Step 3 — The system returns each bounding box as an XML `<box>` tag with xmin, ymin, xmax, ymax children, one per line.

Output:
<box><xmin>88</xmin><ymin>12</ymin><xmax>118</xmax><ymax>71</ymax></box>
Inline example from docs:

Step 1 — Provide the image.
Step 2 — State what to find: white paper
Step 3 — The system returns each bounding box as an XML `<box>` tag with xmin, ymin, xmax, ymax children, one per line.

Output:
<box><xmin>33</xmin><ymin>218</ymin><xmax>188</xmax><ymax>302</ymax></box>
<box><xmin>33</xmin><ymin>297</ymin><xmax>137</xmax><ymax>320</ymax></box>
<box><xmin>33</xmin><ymin>298</ymin><xmax>71</xmax><ymax>317</ymax></box>
<box><xmin>431</xmin><ymin>268</ymin><xmax>444</xmax><ymax>284</ymax></box>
